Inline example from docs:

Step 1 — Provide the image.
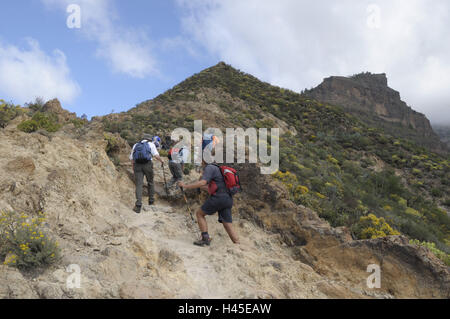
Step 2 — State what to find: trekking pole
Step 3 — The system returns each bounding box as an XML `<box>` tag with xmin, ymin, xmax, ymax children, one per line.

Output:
<box><xmin>180</xmin><ymin>187</ymin><xmax>195</xmax><ymax>223</ymax></box>
<box><xmin>161</xmin><ymin>163</ymin><xmax>169</xmax><ymax>196</ymax></box>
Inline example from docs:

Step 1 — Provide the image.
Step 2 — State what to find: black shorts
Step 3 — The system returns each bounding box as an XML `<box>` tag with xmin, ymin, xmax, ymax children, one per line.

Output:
<box><xmin>201</xmin><ymin>194</ymin><xmax>233</xmax><ymax>223</ymax></box>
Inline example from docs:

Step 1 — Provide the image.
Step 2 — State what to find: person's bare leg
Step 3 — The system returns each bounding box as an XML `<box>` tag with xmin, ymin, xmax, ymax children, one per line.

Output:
<box><xmin>223</xmin><ymin>222</ymin><xmax>240</xmax><ymax>244</ymax></box>
<box><xmin>196</xmin><ymin>209</ymin><xmax>208</xmax><ymax>233</ymax></box>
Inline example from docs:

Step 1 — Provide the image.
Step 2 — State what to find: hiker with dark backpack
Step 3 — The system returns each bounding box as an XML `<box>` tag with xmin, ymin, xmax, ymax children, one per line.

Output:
<box><xmin>178</xmin><ymin>138</ymin><xmax>242</xmax><ymax>246</ymax></box>
<box><xmin>130</xmin><ymin>134</ymin><xmax>164</xmax><ymax>214</ymax></box>
<box><xmin>167</xmin><ymin>141</ymin><xmax>187</xmax><ymax>188</ymax></box>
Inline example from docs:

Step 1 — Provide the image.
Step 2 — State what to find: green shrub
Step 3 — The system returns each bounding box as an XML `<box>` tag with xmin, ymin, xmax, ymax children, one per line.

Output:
<box><xmin>0</xmin><ymin>211</ymin><xmax>60</xmax><ymax>271</ymax></box>
<box><xmin>17</xmin><ymin>112</ymin><xmax>61</xmax><ymax>133</ymax></box>
<box><xmin>405</xmin><ymin>207</ymin><xmax>421</xmax><ymax>217</ymax></box>
<box><xmin>71</xmin><ymin>118</ymin><xmax>88</xmax><ymax>129</ymax></box>
<box><xmin>0</xmin><ymin>100</ymin><xmax>23</xmax><ymax>128</ymax></box>
<box><xmin>31</xmin><ymin>112</ymin><xmax>61</xmax><ymax>132</ymax></box>
<box><xmin>159</xmin><ymin>149</ymin><xmax>169</xmax><ymax>158</ymax></box>
<box><xmin>17</xmin><ymin>120</ymin><xmax>39</xmax><ymax>133</ymax></box>
<box><xmin>255</xmin><ymin>119</ymin><xmax>275</xmax><ymax>129</ymax></box>
<box><xmin>431</xmin><ymin>188</ymin><xmax>443</xmax><ymax>198</ymax></box>
<box><xmin>410</xmin><ymin>239</ymin><xmax>450</xmax><ymax>266</ymax></box>
<box><xmin>183</xmin><ymin>163</ymin><xmax>194</xmax><ymax>175</ymax></box>
<box><xmin>104</xmin><ymin>133</ymin><xmax>120</xmax><ymax>155</ymax></box>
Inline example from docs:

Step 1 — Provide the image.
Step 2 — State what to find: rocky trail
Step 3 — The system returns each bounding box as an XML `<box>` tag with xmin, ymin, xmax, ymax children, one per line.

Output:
<box><xmin>124</xmin><ymin>202</ymin><xmax>331</xmax><ymax>299</ymax></box>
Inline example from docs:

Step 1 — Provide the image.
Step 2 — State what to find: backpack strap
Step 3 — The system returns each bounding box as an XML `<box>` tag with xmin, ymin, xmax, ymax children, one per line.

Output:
<box><xmin>142</xmin><ymin>141</ymin><xmax>153</xmax><ymax>160</ymax></box>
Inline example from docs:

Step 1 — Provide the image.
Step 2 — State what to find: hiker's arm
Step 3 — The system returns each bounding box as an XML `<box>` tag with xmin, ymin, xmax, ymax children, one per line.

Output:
<box><xmin>154</xmin><ymin>155</ymin><xmax>164</xmax><ymax>164</ymax></box>
<box><xmin>179</xmin><ymin>179</ymin><xmax>207</xmax><ymax>190</ymax></box>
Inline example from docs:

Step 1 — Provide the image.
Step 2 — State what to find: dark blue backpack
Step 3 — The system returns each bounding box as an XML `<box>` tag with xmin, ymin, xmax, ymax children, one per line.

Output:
<box><xmin>133</xmin><ymin>141</ymin><xmax>152</xmax><ymax>164</ymax></box>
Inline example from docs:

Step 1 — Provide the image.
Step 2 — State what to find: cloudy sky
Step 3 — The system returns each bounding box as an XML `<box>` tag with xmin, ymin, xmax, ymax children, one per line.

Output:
<box><xmin>0</xmin><ymin>0</ymin><xmax>449</xmax><ymax>123</ymax></box>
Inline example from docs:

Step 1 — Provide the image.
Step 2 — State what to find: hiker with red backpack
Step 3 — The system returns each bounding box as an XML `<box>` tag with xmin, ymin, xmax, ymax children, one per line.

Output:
<box><xmin>130</xmin><ymin>134</ymin><xmax>164</xmax><ymax>214</ymax></box>
<box><xmin>178</xmin><ymin>135</ymin><xmax>242</xmax><ymax>246</ymax></box>
<box><xmin>167</xmin><ymin>140</ymin><xmax>187</xmax><ymax>188</ymax></box>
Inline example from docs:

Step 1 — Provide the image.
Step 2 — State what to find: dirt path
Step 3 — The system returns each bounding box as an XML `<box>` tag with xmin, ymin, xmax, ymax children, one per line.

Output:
<box><xmin>124</xmin><ymin>202</ymin><xmax>328</xmax><ymax>299</ymax></box>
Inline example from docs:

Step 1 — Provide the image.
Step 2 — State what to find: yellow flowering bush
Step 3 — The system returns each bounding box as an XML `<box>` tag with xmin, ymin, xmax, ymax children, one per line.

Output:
<box><xmin>390</xmin><ymin>194</ymin><xmax>408</xmax><ymax>207</ymax></box>
<box><xmin>292</xmin><ymin>185</ymin><xmax>309</xmax><ymax>202</ymax></box>
<box><xmin>0</xmin><ymin>211</ymin><xmax>60</xmax><ymax>270</ymax></box>
<box><xmin>405</xmin><ymin>207</ymin><xmax>421</xmax><ymax>217</ymax></box>
<box><xmin>272</xmin><ymin>170</ymin><xmax>298</xmax><ymax>184</ymax></box>
<box><xmin>314</xmin><ymin>192</ymin><xmax>326</xmax><ymax>199</ymax></box>
<box><xmin>0</xmin><ymin>99</ymin><xmax>23</xmax><ymax>128</ymax></box>
<box><xmin>353</xmin><ymin>213</ymin><xmax>400</xmax><ymax>240</ymax></box>
<box><xmin>326</xmin><ymin>155</ymin><xmax>339</xmax><ymax>165</ymax></box>
<box><xmin>104</xmin><ymin>133</ymin><xmax>120</xmax><ymax>155</ymax></box>
<box><xmin>295</xmin><ymin>185</ymin><xmax>309</xmax><ymax>195</ymax></box>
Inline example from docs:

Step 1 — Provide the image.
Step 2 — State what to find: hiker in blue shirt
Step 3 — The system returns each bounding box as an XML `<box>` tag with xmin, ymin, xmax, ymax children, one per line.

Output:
<box><xmin>130</xmin><ymin>134</ymin><xmax>164</xmax><ymax>214</ymax></box>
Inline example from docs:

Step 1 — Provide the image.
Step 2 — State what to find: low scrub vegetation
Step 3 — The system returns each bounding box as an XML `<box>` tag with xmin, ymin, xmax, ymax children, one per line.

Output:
<box><xmin>410</xmin><ymin>239</ymin><xmax>450</xmax><ymax>266</ymax></box>
<box><xmin>101</xmin><ymin>62</ymin><xmax>450</xmax><ymax>254</ymax></box>
<box><xmin>0</xmin><ymin>211</ymin><xmax>60</xmax><ymax>271</ymax></box>
<box><xmin>0</xmin><ymin>99</ymin><xmax>23</xmax><ymax>128</ymax></box>
<box><xmin>18</xmin><ymin>112</ymin><xmax>61</xmax><ymax>133</ymax></box>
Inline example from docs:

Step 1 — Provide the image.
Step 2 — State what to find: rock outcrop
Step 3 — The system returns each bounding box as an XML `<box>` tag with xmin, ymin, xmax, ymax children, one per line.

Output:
<box><xmin>42</xmin><ymin>99</ymin><xmax>77</xmax><ymax>123</ymax></box>
<box><xmin>305</xmin><ymin>73</ymin><xmax>447</xmax><ymax>153</ymax></box>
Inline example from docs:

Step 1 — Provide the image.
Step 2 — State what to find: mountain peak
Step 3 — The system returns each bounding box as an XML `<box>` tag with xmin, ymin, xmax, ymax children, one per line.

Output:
<box><xmin>305</xmin><ymin>73</ymin><xmax>447</xmax><ymax>153</ymax></box>
<box><xmin>42</xmin><ymin>98</ymin><xmax>77</xmax><ymax>122</ymax></box>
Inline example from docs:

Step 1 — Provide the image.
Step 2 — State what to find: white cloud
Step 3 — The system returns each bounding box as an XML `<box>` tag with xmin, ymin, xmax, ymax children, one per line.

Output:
<box><xmin>178</xmin><ymin>0</ymin><xmax>450</xmax><ymax>124</ymax></box>
<box><xmin>0</xmin><ymin>38</ymin><xmax>80</xmax><ymax>104</ymax></box>
<box><xmin>42</xmin><ymin>0</ymin><xmax>157</xmax><ymax>78</ymax></box>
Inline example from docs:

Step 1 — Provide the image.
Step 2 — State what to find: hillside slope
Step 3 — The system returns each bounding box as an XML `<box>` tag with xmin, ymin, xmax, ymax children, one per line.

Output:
<box><xmin>434</xmin><ymin>124</ymin><xmax>450</xmax><ymax>149</ymax></box>
<box><xmin>101</xmin><ymin>62</ymin><xmax>450</xmax><ymax>256</ymax></box>
<box><xmin>0</xmin><ymin>117</ymin><xmax>448</xmax><ymax>298</ymax></box>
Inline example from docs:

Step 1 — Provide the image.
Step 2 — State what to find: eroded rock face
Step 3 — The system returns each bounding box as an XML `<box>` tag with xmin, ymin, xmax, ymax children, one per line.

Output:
<box><xmin>4</xmin><ymin>157</ymin><xmax>36</xmax><ymax>176</ymax></box>
<box><xmin>305</xmin><ymin>73</ymin><xmax>447</xmax><ymax>153</ymax></box>
<box><xmin>231</xmin><ymin>163</ymin><xmax>450</xmax><ymax>298</ymax></box>
<box><xmin>309</xmin><ymin>236</ymin><xmax>449</xmax><ymax>299</ymax></box>
<box><xmin>0</xmin><ymin>266</ymin><xmax>39</xmax><ymax>299</ymax></box>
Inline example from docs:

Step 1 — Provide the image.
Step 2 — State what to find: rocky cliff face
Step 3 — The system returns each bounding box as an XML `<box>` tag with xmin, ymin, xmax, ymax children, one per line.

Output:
<box><xmin>0</xmin><ymin>113</ymin><xmax>448</xmax><ymax>299</ymax></box>
<box><xmin>305</xmin><ymin>73</ymin><xmax>446</xmax><ymax>153</ymax></box>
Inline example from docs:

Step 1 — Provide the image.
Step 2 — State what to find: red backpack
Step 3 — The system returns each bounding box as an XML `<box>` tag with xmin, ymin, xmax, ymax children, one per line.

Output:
<box><xmin>168</xmin><ymin>147</ymin><xmax>183</xmax><ymax>161</ymax></box>
<box><xmin>208</xmin><ymin>164</ymin><xmax>242</xmax><ymax>196</ymax></box>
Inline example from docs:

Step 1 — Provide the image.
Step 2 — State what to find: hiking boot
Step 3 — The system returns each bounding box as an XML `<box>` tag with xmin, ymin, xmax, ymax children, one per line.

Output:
<box><xmin>193</xmin><ymin>237</ymin><xmax>211</xmax><ymax>247</ymax></box>
<box><xmin>133</xmin><ymin>205</ymin><xmax>142</xmax><ymax>214</ymax></box>
<box><xmin>149</xmin><ymin>199</ymin><xmax>154</xmax><ymax>205</ymax></box>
